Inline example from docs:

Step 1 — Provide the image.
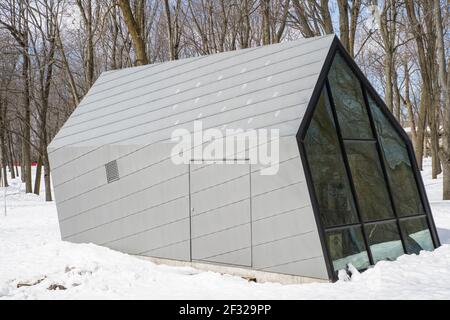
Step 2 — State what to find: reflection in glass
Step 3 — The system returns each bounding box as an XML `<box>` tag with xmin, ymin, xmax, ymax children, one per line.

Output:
<box><xmin>368</xmin><ymin>95</ymin><xmax>425</xmax><ymax>216</ymax></box>
<box><xmin>326</xmin><ymin>227</ymin><xmax>370</xmax><ymax>271</ymax></box>
<box><xmin>328</xmin><ymin>53</ymin><xmax>373</xmax><ymax>139</ymax></box>
<box><xmin>365</xmin><ymin>222</ymin><xmax>404</xmax><ymax>263</ymax></box>
<box><xmin>304</xmin><ymin>89</ymin><xmax>358</xmax><ymax>227</ymax></box>
<box><xmin>400</xmin><ymin>217</ymin><xmax>434</xmax><ymax>254</ymax></box>
<box><xmin>345</xmin><ymin>141</ymin><xmax>394</xmax><ymax>221</ymax></box>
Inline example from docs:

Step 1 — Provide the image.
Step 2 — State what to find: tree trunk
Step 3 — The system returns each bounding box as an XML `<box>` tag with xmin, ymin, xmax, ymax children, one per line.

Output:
<box><xmin>260</xmin><ymin>0</ymin><xmax>271</xmax><ymax>45</ymax></box>
<box><xmin>43</xmin><ymin>150</ymin><xmax>52</xmax><ymax>201</ymax></box>
<box><xmin>337</xmin><ymin>0</ymin><xmax>350</xmax><ymax>53</ymax></box>
<box><xmin>240</xmin><ymin>0</ymin><xmax>251</xmax><ymax>48</ymax></box>
<box><xmin>117</xmin><ymin>0</ymin><xmax>149</xmax><ymax>66</ymax></box>
<box><xmin>55</xmin><ymin>24</ymin><xmax>80</xmax><ymax>105</ymax></box>
<box><xmin>21</xmin><ymin>30</ymin><xmax>32</xmax><ymax>193</ymax></box>
<box><xmin>348</xmin><ymin>0</ymin><xmax>361</xmax><ymax>58</ymax></box>
<box><xmin>429</xmin><ymin>119</ymin><xmax>441</xmax><ymax>179</ymax></box>
<box><xmin>273</xmin><ymin>0</ymin><xmax>289</xmax><ymax>43</ymax></box>
<box><xmin>34</xmin><ymin>155</ymin><xmax>42</xmax><ymax>195</ymax></box>
<box><xmin>164</xmin><ymin>0</ymin><xmax>179</xmax><ymax>60</ymax></box>
<box><xmin>434</xmin><ymin>0</ymin><xmax>450</xmax><ymax>199</ymax></box>
<box><xmin>404</xmin><ymin>62</ymin><xmax>418</xmax><ymax>148</ymax></box>
<box><xmin>11</xmin><ymin>133</ymin><xmax>19</xmax><ymax>178</ymax></box>
<box><xmin>23</xmin><ymin>114</ymin><xmax>32</xmax><ymax>192</ymax></box>
<box><xmin>415</xmin><ymin>90</ymin><xmax>428</xmax><ymax>170</ymax></box>
<box><xmin>20</xmin><ymin>138</ymin><xmax>25</xmax><ymax>182</ymax></box>
<box><xmin>430</xmin><ymin>74</ymin><xmax>442</xmax><ymax>178</ymax></box>
<box><xmin>0</xmin><ymin>102</ymin><xmax>8</xmax><ymax>187</ymax></box>
<box><xmin>0</xmin><ymin>133</ymin><xmax>8</xmax><ymax>187</ymax></box>
<box><xmin>393</xmin><ymin>71</ymin><xmax>402</xmax><ymax>122</ymax></box>
<box><xmin>405</xmin><ymin>0</ymin><xmax>437</xmax><ymax>172</ymax></box>
<box><xmin>1</xmin><ymin>160</ymin><xmax>7</xmax><ymax>188</ymax></box>
<box><xmin>86</xmin><ymin>2</ymin><xmax>94</xmax><ymax>87</ymax></box>
<box><xmin>384</xmin><ymin>52</ymin><xmax>394</xmax><ymax>112</ymax></box>
<box><xmin>320</xmin><ymin>0</ymin><xmax>334</xmax><ymax>34</ymax></box>
<box><xmin>110</xmin><ymin>7</ymin><xmax>119</xmax><ymax>69</ymax></box>
<box><xmin>76</xmin><ymin>0</ymin><xmax>95</xmax><ymax>88</ymax></box>
<box><xmin>379</xmin><ymin>0</ymin><xmax>398</xmax><ymax>114</ymax></box>
<box><xmin>444</xmin><ymin>161</ymin><xmax>450</xmax><ymax>200</ymax></box>
<box><xmin>7</xmin><ymin>131</ymin><xmax>15</xmax><ymax>180</ymax></box>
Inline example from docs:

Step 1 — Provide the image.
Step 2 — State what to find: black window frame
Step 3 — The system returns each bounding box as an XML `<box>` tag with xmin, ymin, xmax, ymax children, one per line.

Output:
<box><xmin>296</xmin><ymin>37</ymin><xmax>441</xmax><ymax>282</ymax></box>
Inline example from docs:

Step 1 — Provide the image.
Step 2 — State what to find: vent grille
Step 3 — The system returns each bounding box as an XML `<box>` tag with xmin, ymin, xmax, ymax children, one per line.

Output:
<box><xmin>105</xmin><ymin>160</ymin><xmax>119</xmax><ymax>183</ymax></box>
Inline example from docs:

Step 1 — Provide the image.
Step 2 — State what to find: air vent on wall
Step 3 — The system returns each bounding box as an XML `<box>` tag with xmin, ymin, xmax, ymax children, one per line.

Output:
<box><xmin>105</xmin><ymin>160</ymin><xmax>120</xmax><ymax>183</ymax></box>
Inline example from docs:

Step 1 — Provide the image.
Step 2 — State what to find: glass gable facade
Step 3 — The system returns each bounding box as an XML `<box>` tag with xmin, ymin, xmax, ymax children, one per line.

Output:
<box><xmin>302</xmin><ymin>52</ymin><xmax>435</xmax><ymax>275</ymax></box>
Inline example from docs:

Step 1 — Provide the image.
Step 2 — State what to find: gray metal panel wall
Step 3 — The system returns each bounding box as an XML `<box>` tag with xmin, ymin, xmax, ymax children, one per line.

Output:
<box><xmin>250</xmin><ymin>137</ymin><xmax>328</xmax><ymax>279</ymax></box>
<box><xmin>51</xmin><ymin>143</ymin><xmax>192</xmax><ymax>262</ymax></box>
<box><xmin>51</xmin><ymin>137</ymin><xmax>328</xmax><ymax>279</ymax></box>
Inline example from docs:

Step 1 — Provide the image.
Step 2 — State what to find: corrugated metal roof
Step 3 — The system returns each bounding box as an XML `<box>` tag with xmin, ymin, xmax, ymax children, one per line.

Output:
<box><xmin>49</xmin><ymin>34</ymin><xmax>335</xmax><ymax>150</ymax></box>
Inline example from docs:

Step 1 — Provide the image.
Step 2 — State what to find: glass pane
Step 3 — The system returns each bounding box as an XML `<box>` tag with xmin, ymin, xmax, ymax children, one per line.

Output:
<box><xmin>368</xmin><ymin>95</ymin><xmax>425</xmax><ymax>216</ymax></box>
<box><xmin>326</xmin><ymin>227</ymin><xmax>370</xmax><ymax>272</ymax></box>
<box><xmin>365</xmin><ymin>222</ymin><xmax>404</xmax><ymax>264</ymax></box>
<box><xmin>400</xmin><ymin>217</ymin><xmax>434</xmax><ymax>254</ymax></box>
<box><xmin>304</xmin><ymin>89</ymin><xmax>358</xmax><ymax>227</ymax></box>
<box><xmin>328</xmin><ymin>53</ymin><xmax>373</xmax><ymax>139</ymax></box>
<box><xmin>345</xmin><ymin>141</ymin><xmax>395</xmax><ymax>221</ymax></box>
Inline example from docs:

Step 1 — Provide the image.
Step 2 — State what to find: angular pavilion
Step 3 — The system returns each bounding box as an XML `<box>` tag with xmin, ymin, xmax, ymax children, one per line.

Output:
<box><xmin>48</xmin><ymin>35</ymin><xmax>440</xmax><ymax>282</ymax></box>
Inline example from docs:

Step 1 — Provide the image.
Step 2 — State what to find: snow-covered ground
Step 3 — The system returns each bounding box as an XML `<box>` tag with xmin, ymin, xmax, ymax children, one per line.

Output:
<box><xmin>0</xmin><ymin>159</ymin><xmax>449</xmax><ymax>300</ymax></box>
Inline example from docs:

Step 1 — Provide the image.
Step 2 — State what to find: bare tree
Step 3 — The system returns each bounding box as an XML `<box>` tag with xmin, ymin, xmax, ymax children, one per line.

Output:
<box><xmin>405</xmin><ymin>0</ymin><xmax>440</xmax><ymax>176</ymax></box>
<box><xmin>28</xmin><ymin>0</ymin><xmax>63</xmax><ymax>200</ymax></box>
<box><xmin>0</xmin><ymin>0</ymin><xmax>33</xmax><ymax>193</ymax></box>
<box><xmin>289</xmin><ymin>0</ymin><xmax>361</xmax><ymax>57</ymax></box>
<box><xmin>0</xmin><ymin>33</ymin><xmax>19</xmax><ymax>185</ymax></box>
<box><xmin>434</xmin><ymin>0</ymin><xmax>450</xmax><ymax>199</ymax></box>
<box><xmin>290</xmin><ymin>0</ymin><xmax>334</xmax><ymax>37</ymax></box>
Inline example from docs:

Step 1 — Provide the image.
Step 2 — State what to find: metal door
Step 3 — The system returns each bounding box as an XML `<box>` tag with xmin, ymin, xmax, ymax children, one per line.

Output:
<box><xmin>189</xmin><ymin>161</ymin><xmax>252</xmax><ymax>267</ymax></box>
